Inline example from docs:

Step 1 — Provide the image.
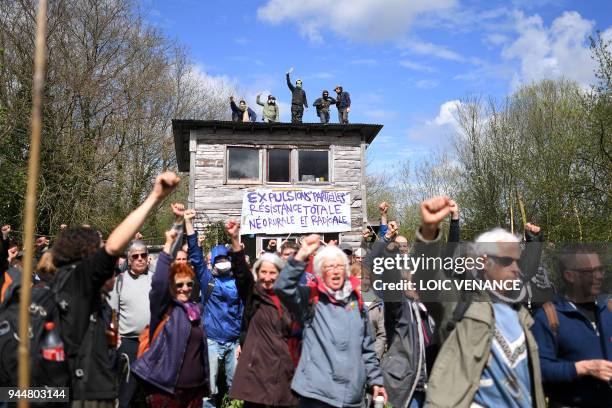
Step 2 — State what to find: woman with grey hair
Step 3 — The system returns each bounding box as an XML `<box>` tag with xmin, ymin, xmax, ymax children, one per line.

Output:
<box><xmin>274</xmin><ymin>234</ymin><xmax>387</xmax><ymax>408</ymax></box>
<box><xmin>227</xmin><ymin>220</ymin><xmax>299</xmax><ymax>407</ymax></box>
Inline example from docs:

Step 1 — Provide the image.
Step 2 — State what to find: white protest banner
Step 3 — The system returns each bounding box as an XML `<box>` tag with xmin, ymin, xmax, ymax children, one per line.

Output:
<box><xmin>240</xmin><ymin>188</ymin><xmax>351</xmax><ymax>234</ymax></box>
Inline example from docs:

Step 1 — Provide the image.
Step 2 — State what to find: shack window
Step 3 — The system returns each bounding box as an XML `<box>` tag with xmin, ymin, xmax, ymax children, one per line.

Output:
<box><xmin>267</xmin><ymin>149</ymin><xmax>291</xmax><ymax>182</ymax></box>
<box><xmin>298</xmin><ymin>150</ymin><xmax>329</xmax><ymax>182</ymax></box>
<box><xmin>227</xmin><ymin>147</ymin><xmax>260</xmax><ymax>181</ymax></box>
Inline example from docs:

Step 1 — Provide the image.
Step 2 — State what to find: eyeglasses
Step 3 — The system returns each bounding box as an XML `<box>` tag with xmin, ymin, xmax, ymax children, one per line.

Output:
<box><xmin>488</xmin><ymin>255</ymin><xmax>518</xmax><ymax>267</ymax></box>
<box><xmin>323</xmin><ymin>264</ymin><xmax>344</xmax><ymax>271</ymax></box>
<box><xmin>130</xmin><ymin>253</ymin><xmax>148</xmax><ymax>260</ymax></box>
<box><xmin>175</xmin><ymin>281</ymin><xmax>194</xmax><ymax>289</ymax></box>
<box><xmin>570</xmin><ymin>266</ymin><xmax>606</xmax><ymax>275</ymax></box>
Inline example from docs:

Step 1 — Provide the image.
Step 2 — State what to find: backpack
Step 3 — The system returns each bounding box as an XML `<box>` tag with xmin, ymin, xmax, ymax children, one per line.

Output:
<box><xmin>0</xmin><ymin>264</ymin><xmax>74</xmax><ymax>387</ymax></box>
<box><xmin>136</xmin><ymin>306</ymin><xmax>173</xmax><ymax>359</ymax></box>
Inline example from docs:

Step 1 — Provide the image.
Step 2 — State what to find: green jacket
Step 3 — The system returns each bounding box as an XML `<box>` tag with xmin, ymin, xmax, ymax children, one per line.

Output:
<box><xmin>256</xmin><ymin>95</ymin><xmax>280</xmax><ymax>122</ymax></box>
<box><xmin>412</xmin><ymin>229</ymin><xmax>546</xmax><ymax>408</ymax></box>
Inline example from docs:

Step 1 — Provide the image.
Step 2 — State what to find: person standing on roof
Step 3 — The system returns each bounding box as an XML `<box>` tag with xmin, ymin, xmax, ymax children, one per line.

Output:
<box><xmin>335</xmin><ymin>85</ymin><xmax>351</xmax><ymax>124</ymax></box>
<box><xmin>256</xmin><ymin>93</ymin><xmax>280</xmax><ymax>123</ymax></box>
<box><xmin>230</xmin><ymin>96</ymin><xmax>257</xmax><ymax>122</ymax></box>
<box><xmin>313</xmin><ymin>90</ymin><xmax>336</xmax><ymax>124</ymax></box>
<box><xmin>286</xmin><ymin>67</ymin><xmax>308</xmax><ymax>123</ymax></box>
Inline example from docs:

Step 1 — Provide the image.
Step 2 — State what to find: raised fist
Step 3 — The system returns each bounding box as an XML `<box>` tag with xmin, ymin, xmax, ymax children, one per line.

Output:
<box><xmin>152</xmin><ymin>172</ymin><xmax>180</xmax><ymax>201</ymax></box>
<box><xmin>385</xmin><ymin>221</ymin><xmax>399</xmax><ymax>240</ymax></box>
<box><xmin>362</xmin><ymin>229</ymin><xmax>372</xmax><ymax>240</ymax></box>
<box><xmin>525</xmin><ymin>223</ymin><xmax>541</xmax><ymax>235</ymax></box>
<box><xmin>420</xmin><ymin>196</ymin><xmax>450</xmax><ymax>226</ymax></box>
<box><xmin>184</xmin><ymin>209</ymin><xmax>196</xmax><ymax>221</ymax></box>
<box><xmin>296</xmin><ymin>234</ymin><xmax>321</xmax><ymax>262</ymax></box>
<box><xmin>171</xmin><ymin>203</ymin><xmax>185</xmax><ymax>219</ymax></box>
<box><xmin>134</xmin><ymin>232</ymin><xmax>143</xmax><ymax>240</ymax></box>
<box><xmin>59</xmin><ymin>224</ymin><xmax>68</xmax><ymax>230</ymax></box>
<box><xmin>7</xmin><ymin>246</ymin><xmax>19</xmax><ymax>263</ymax></box>
<box><xmin>1</xmin><ymin>225</ymin><xmax>10</xmax><ymax>239</ymax></box>
<box><xmin>225</xmin><ymin>219</ymin><xmax>240</xmax><ymax>239</ymax></box>
<box><xmin>165</xmin><ymin>229</ymin><xmax>178</xmax><ymax>243</ymax></box>
<box><xmin>378</xmin><ymin>202</ymin><xmax>389</xmax><ymax>214</ymax></box>
<box><xmin>35</xmin><ymin>236</ymin><xmax>50</xmax><ymax>248</ymax></box>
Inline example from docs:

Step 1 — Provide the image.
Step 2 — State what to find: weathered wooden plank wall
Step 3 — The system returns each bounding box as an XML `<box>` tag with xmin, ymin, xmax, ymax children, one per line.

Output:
<box><xmin>191</xmin><ymin>129</ymin><xmax>366</xmax><ymax>245</ymax></box>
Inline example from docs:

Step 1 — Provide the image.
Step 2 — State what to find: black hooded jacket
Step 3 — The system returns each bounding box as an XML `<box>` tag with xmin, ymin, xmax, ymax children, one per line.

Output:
<box><xmin>286</xmin><ymin>73</ymin><xmax>308</xmax><ymax>107</ymax></box>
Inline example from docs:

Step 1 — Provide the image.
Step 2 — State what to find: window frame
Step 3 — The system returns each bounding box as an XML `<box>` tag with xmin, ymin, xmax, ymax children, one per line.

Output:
<box><xmin>295</xmin><ymin>148</ymin><xmax>332</xmax><ymax>185</ymax></box>
<box><xmin>265</xmin><ymin>148</ymin><xmax>292</xmax><ymax>184</ymax></box>
<box><xmin>225</xmin><ymin>146</ymin><xmax>263</xmax><ymax>185</ymax></box>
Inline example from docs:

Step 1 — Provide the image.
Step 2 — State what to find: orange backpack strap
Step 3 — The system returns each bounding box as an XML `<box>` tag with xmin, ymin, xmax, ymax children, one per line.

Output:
<box><xmin>152</xmin><ymin>310</ymin><xmax>171</xmax><ymax>341</ymax></box>
<box><xmin>542</xmin><ymin>302</ymin><xmax>559</xmax><ymax>336</ymax></box>
<box><xmin>607</xmin><ymin>299</ymin><xmax>612</xmax><ymax>313</ymax></box>
<box><xmin>137</xmin><ymin>306</ymin><xmax>173</xmax><ymax>358</ymax></box>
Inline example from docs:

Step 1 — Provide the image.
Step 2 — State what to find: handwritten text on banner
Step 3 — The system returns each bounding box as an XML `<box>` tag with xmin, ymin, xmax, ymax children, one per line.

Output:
<box><xmin>240</xmin><ymin>188</ymin><xmax>352</xmax><ymax>234</ymax></box>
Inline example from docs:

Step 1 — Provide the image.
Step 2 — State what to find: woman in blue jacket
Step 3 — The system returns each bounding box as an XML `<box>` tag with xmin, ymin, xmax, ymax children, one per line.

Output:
<box><xmin>274</xmin><ymin>234</ymin><xmax>387</xmax><ymax>408</ymax></box>
<box><xmin>132</xmin><ymin>229</ymin><xmax>210</xmax><ymax>407</ymax></box>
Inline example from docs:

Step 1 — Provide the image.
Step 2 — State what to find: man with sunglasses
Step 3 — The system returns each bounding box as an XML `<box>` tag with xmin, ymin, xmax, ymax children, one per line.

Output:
<box><xmin>410</xmin><ymin>196</ymin><xmax>546</xmax><ymax>408</ymax></box>
<box><xmin>286</xmin><ymin>67</ymin><xmax>308</xmax><ymax>123</ymax></box>
<box><xmin>531</xmin><ymin>245</ymin><xmax>612</xmax><ymax>407</ymax></box>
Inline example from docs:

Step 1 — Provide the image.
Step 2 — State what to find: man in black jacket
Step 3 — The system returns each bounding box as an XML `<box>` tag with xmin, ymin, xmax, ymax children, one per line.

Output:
<box><xmin>313</xmin><ymin>90</ymin><xmax>336</xmax><ymax>124</ymax></box>
<box><xmin>286</xmin><ymin>68</ymin><xmax>308</xmax><ymax>123</ymax></box>
<box><xmin>51</xmin><ymin>172</ymin><xmax>180</xmax><ymax>407</ymax></box>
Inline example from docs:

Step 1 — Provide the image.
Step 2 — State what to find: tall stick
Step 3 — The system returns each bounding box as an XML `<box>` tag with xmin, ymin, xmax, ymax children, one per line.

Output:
<box><xmin>517</xmin><ymin>190</ymin><xmax>527</xmax><ymax>240</ymax></box>
<box><xmin>19</xmin><ymin>0</ymin><xmax>48</xmax><ymax>405</ymax></box>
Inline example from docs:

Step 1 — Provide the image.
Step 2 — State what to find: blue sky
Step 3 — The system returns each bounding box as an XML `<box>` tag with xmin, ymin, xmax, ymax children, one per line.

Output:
<box><xmin>144</xmin><ymin>0</ymin><xmax>611</xmax><ymax>173</ymax></box>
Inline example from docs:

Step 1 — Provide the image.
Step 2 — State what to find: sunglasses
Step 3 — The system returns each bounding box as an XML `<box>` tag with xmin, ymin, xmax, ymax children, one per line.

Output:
<box><xmin>175</xmin><ymin>281</ymin><xmax>194</xmax><ymax>289</ymax></box>
<box><xmin>488</xmin><ymin>255</ymin><xmax>518</xmax><ymax>267</ymax></box>
<box><xmin>131</xmin><ymin>253</ymin><xmax>148</xmax><ymax>260</ymax></box>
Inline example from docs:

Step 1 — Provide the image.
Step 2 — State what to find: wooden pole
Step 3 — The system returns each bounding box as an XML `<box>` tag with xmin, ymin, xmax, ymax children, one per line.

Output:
<box><xmin>517</xmin><ymin>190</ymin><xmax>527</xmax><ymax>240</ymax></box>
<box><xmin>18</xmin><ymin>1</ymin><xmax>48</xmax><ymax>406</ymax></box>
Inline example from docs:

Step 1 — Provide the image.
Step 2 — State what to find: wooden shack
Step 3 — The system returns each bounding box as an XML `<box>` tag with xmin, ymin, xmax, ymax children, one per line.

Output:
<box><xmin>172</xmin><ymin>120</ymin><xmax>382</xmax><ymax>259</ymax></box>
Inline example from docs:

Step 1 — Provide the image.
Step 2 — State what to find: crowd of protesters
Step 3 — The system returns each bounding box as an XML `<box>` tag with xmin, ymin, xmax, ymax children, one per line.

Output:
<box><xmin>229</xmin><ymin>67</ymin><xmax>351</xmax><ymax>125</ymax></box>
<box><xmin>0</xmin><ymin>171</ymin><xmax>610</xmax><ymax>408</ymax></box>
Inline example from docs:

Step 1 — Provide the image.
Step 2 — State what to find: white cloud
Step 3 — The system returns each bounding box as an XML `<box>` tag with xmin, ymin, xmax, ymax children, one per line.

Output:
<box><xmin>502</xmin><ymin>11</ymin><xmax>602</xmax><ymax>88</ymax></box>
<box><xmin>257</xmin><ymin>0</ymin><xmax>457</xmax><ymax>43</ymax></box>
<box><xmin>399</xmin><ymin>38</ymin><xmax>465</xmax><ymax>61</ymax></box>
<box><xmin>404</xmin><ymin>100</ymin><xmax>462</xmax><ymax>155</ymax></box>
<box><xmin>484</xmin><ymin>33</ymin><xmax>510</xmax><ymax>46</ymax></box>
<box><xmin>432</xmin><ymin>100</ymin><xmax>461</xmax><ymax>127</ymax></box>
<box><xmin>399</xmin><ymin>59</ymin><xmax>437</xmax><ymax>73</ymax></box>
